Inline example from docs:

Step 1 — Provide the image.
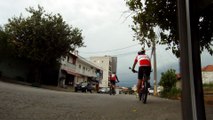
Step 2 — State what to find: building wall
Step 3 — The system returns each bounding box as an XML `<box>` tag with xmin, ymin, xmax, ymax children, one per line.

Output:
<box><xmin>59</xmin><ymin>55</ymin><xmax>77</xmax><ymax>87</ymax></box>
<box><xmin>60</xmin><ymin>56</ymin><xmax>76</xmax><ymax>71</ymax></box>
<box><xmin>112</xmin><ymin>57</ymin><xmax>117</xmax><ymax>73</ymax></box>
<box><xmin>176</xmin><ymin>80</ymin><xmax>182</xmax><ymax>89</ymax></box>
<box><xmin>75</xmin><ymin>60</ymin><xmax>97</xmax><ymax>84</ymax></box>
<box><xmin>90</xmin><ymin>56</ymin><xmax>117</xmax><ymax>87</ymax></box>
<box><xmin>202</xmin><ymin>72</ymin><xmax>213</xmax><ymax>84</ymax></box>
<box><xmin>59</xmin><ymin>54</ymin><xmax>103</xmax><ymax>87</ymax></box>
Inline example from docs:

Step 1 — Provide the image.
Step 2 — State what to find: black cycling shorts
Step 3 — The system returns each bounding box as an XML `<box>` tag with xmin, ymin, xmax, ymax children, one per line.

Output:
<box><xmin>110</xmin><ymin>80</ymin><xmax>116</xmax><ymax>85</ymax></box>
<box><xmin>138</xmin><ymin>66</ymin><xmax>151</xmax><ymax>80</ymax></box>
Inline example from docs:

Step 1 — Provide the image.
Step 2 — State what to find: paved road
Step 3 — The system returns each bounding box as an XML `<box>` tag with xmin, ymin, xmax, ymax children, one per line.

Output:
<box><xmin>0</xmin><ymin>81</ymin><xmax>212</xmax><ymax>120</ymax></box>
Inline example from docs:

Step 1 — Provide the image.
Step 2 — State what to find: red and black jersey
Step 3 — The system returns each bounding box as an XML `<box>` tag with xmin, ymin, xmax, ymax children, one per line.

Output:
<box><xmin>110</xmin><ymin>74</ymin><xmax>117</xmax><ymax>81</ymax></box>
<box><xmin>134</xmin><ymin>54</ymin><xmax>151</xmax><ymax>67</ymax></box>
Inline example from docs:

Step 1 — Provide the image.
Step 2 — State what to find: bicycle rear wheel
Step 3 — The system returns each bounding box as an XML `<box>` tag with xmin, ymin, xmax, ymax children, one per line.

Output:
<box><xmin>139</xmin><ymin>92</ymin><xmax>142</xmax><ymax>101</ymax></box>
<box><xmin>142</xmin><ymin>81</ymin><xmax>148</xmax><ymax>104</ymax></box>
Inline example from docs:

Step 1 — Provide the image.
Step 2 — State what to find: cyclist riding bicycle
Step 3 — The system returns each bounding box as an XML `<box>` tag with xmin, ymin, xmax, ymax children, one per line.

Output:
<box><xmin>131</xmin><ymin>48</ymin><xmax>152</xmax><ymax>96</ymax></box>
<box><xmin>109</xmin><ymin>72</ymin><xmax>119</xmax><ymax>95</ymax></box>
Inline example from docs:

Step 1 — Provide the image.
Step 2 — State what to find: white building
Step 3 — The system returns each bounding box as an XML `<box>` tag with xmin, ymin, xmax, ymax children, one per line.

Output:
<box><xmin>202</xmin><ymin>65</ymin><xmax>213</xmax><ymax>84</ymax></box>
<box><xmin>175</xmin><ymin>65</ymin><xmax>213</xmax><ymax>90</ymax></box>
<box><xmin>75</xmin><ymin>56</ymin><xmax>103</xmax><ymax>84</ymax></box>
<box><xmin>90</xmin><ymin>56</ymin><xmax>117</xmax><ymax>87</ymax></box>
<box><xmin>59</xmin><ymin>52</ymin><xmax>103</xmax><ymax>88</ymax></box>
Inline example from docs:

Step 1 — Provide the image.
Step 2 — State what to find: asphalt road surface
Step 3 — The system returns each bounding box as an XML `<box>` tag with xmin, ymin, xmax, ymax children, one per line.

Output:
<box><xmin>0</xmin><ymin>81</ymin><xmax>212</xmax><ymax>120</ymax></box>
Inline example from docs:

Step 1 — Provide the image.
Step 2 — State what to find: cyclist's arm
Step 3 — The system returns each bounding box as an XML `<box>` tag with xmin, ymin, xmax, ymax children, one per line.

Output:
<box><xmin>147</xmin><ymin>55</ymin><xmax>152</xmax><ymax>71</ymax></box>
<box><xmin>116</xmin><ymin>75</ymin><xmax>119</xmax><ymax>82</ymax></box>
<box><xmin>132</xmin><ymin>61</ymin><xmax>137</xmax><ymax>71</ymax></box>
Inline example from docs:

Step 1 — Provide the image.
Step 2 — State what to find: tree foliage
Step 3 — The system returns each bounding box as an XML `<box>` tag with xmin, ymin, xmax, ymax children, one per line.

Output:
<box><xmin>159</xmin><ymin>68</ymin><xmax>177</xmax><ymax>92</ymax></box>
<box><xmin>4</xmin><ymin>5</ymin><xmax>84</xmax><ymax>64</ymax></box>
<box><xmin>125</xmin><ymin>0</ymin><xmax>213</xmax><ymax>57</ymax></box>
<box><xmin>1</xmin><ymin>5</ymin><xmax>84</xmax><ymax>83</ymax></box>
<box><xmin>0</xmin><ymin>27</ymin><xmax>12</xmax><ymax>57</ymax></box>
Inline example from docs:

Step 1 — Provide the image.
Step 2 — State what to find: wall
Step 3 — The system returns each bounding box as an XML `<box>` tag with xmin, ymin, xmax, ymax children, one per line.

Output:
<box><xmin>0</xmin><ymin>57</ymin><xmax>29</xmax><ymax>80</ymax></box>
<box><xmin>202</xmin><ymin>71</ymin><xmax>213</xmax><ymax>84</ymax></box>
<box><xmin>90</xmin><ymin>56</ymin><xmax>112</xmax><ymax>87</ymax></box>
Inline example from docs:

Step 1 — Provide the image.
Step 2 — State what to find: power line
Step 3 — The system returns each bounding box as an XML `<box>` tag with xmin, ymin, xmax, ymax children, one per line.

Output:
<box><xmin>112</xmin><ymin>48</ymin><xmax>152</xmax><ymax>57</ymax></box>
<box><xmin>112</xmin><ymin>51</ymin><xmax>137</xmax><ymax>56</ymax></box>
<box><xmin>80</xmin><ymin>48</ymin><xmax>152</xmax><ymax>59</ymax></box>
<box><xmin>79</xmin><ymin>44</ymin><xmax>139</xmax><ymax>54</ymax></box>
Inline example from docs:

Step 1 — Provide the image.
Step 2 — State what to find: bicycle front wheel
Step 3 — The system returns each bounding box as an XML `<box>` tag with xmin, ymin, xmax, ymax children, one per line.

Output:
<box><xmin>142</xmin><ymin>81</ymin><xmax>148</xmax><ymax>104</ymax></box>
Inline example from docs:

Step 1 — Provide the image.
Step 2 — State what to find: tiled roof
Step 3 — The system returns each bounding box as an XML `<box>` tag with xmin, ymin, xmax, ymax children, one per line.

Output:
<box><xmin>176</xmin><ymin>73</ymin><xmax>181</xmax><ymax>79</ymax></box>
<box><xmin>202</xmin><ymin>65</ymin><xmax>213</xmax><ymax>71</ymax></box>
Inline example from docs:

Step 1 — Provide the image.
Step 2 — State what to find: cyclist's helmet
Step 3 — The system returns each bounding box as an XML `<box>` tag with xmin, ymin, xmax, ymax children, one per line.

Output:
<box><xmin>138</xmin><ymin>48</ymin><xmax>145</xmax><ymax>55</ymax></box>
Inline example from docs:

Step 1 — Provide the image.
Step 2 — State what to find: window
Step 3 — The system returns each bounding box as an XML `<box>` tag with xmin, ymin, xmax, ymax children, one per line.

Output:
<box><xmin>68</xmin><ymin>56</ymin><xmax>74</xmax><ymax>64</ymax></box>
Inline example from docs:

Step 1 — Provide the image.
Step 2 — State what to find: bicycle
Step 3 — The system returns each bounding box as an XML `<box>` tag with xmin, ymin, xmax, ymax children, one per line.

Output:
<box><xmin>139</xmin><ymin>71</ymin><xmax>149</xmax><ymax>103</ymax></box>
<box><xmin>130</xmin><ymin>67</ymin><xmax>149</xmax><ymax>104</ymax></box>
<box><xmin>109</xmin><ymin>81</ymin><xmax>119</xmax><ymax>95</ymax></box>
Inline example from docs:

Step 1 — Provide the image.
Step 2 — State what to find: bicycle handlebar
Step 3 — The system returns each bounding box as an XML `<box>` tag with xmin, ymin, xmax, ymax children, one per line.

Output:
<box><xmin>132</xmin><ymin>69</ymin><xmax>138</xmax><ymax>73</ymax></box>
<box><xmin>129</xmin><ymin>67</ymin><xmax>138</xmax><ymax>73</ymax></box>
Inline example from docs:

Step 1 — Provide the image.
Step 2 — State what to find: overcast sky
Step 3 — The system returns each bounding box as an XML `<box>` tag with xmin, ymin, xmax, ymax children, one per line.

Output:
<box><xmin>1</xmin><ymin>0</ymin><xmax>212</xmax><ymax>87</ymax></box>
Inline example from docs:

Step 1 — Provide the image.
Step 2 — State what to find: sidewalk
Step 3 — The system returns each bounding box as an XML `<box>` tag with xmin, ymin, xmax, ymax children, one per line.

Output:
<box><xmin>0</xmin><ymin>77</ymin><xmax>74</xmax><ymax>92</ymax></box>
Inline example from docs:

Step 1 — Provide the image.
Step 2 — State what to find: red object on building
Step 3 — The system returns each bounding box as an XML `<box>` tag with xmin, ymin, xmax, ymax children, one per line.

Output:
<box><xmin>202</xmin><ymin>65</ymin><xmax>213</xmax><ymax>72</ymax></box>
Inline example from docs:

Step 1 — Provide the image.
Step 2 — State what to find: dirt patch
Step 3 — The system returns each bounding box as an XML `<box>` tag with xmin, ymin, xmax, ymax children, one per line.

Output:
<box><xmin>204</xmin><ymin>95</ymin><xmax>213</xmax><ymax>106</ymax></box>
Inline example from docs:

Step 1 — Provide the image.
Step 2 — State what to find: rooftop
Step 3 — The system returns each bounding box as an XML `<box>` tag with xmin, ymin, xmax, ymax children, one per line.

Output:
<box><xmin>202</xmin><ymin>65</ymin><xmax>213</xmax><ymax>72</ymax></box>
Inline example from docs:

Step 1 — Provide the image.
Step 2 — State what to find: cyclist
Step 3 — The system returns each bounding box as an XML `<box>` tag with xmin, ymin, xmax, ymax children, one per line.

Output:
<box><xmin>109</xmin><ymin>72</ymin><xmax>119</xmax><ymax>95</ymax></box>
<box><xmin>131</xmin><ymin>48</ymin><xmax>151</xmax><ymax>96</ymax></box>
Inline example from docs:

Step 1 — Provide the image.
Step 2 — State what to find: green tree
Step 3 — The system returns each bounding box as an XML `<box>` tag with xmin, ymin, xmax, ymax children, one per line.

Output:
<box><xmin>125</xmin><ymin>0</ymin><xmax>213</xmax><ymax>57</ymax></box>
<box><xmin>3</xmin><ymin>5</ymin><xmax>84</xmax><ymax>84</ymax></box>
<box><xmin>0</xmin><ymin>27</ymin><xmax>12</xmax><ymax>57</ymax></box>
<box><xmin>159</xmin><ymin>69</ymin><xmax>177</xmax><ymax>97</ymax></box>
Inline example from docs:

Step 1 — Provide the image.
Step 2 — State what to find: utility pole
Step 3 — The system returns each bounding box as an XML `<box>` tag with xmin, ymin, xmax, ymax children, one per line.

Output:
<box><xmin>153</xmin><ymin>40</ymin><xmax>157</xmax><ymax>96</ymax></box>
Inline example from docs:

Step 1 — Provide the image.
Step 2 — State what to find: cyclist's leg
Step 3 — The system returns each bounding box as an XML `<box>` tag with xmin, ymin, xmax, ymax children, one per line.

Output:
<box><xmin>110</xmin><ymin>80</ymin><xmax>115</xmax><ymax>94</ymax></box>
<box><xmin>137</xmin><ymin>66</ymin><xmax>143</xmax><ymax>94</ymax></box>
<box><xmin>144</xmin><ymin>66</ymin><xmax>151</xmax><ymax>88</ymax></box>
<box><xmin>137</xmin><ymin>79</ymin><xmax>142</xmax><ymax>94</ymax></box>
<box><xmin>109</xmin><ymin>80</ymin><xmax>112</xmax><ymax>94</ymax></box>
<box><xmin>112</xmin><ymin>81</ymin><xmax>116</xmax><ymax>94</ymax></box>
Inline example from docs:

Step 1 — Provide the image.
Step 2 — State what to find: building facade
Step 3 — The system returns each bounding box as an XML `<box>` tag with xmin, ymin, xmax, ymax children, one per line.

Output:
<box><xmin>202</xmin><ymin>65</ymin><xmax>213</xmax><ymax>84</ymax></box>
<box><xmin>59</xmin><ymin>52</ymin><xmax>103</xmax><ymax>88</ymax></box>
<box><xmin>89</xmin><ymin>56</ymin><xmax>117</xmax><ymax>87</ymax></box>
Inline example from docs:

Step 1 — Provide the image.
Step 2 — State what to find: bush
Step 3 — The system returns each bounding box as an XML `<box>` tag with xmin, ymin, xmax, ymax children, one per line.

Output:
<box><xmin>203</xmin><ymin>83</ymin><xmax>213</xmax><ymax>88</ymax></box>
<box><xmin>158</xmin><ymin>68</ymin><xmax>181</xmax><ymax>99</ymax></box>
<box><xmin>0</xmin><ymin>71</ymin><xmax>2</xmax><ymax>78</ymax></box>
<box><xmin>160</xmin><ymin>87</ymin><xmax>181</xmax><ymax>99</ymax></box>
<box><xmin>159</xmin><ymin>69</ymin><xmax>177</xmax><ymax>90</ymax></box>
<box><xmin>203</xmin><ymin>83</ymin><xmax>213</xmax><ymax>91</ymax></box>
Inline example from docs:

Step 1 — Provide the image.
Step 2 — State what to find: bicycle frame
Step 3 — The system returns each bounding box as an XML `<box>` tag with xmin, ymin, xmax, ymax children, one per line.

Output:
<box><xmin>129</xmin><ymin>66</ymin><xmax>149</xmax><ymax>103</ymax></box>
<box><xmin>139</xmin><ymin>72</ymin><xmax>148</xmax><ymax>104</ymax></box>
<box><xmin>109</xmin><ymin>81</ymin><xmax>117</xmax><ymax>95</ymax></box>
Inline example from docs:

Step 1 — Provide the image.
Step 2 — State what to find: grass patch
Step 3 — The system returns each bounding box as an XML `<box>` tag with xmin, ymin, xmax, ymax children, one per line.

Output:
<box><xmin>160</xmin><ymin>87</ymin><xmax>181</xmax><ymax>100</ymax></box>
<box><xmin>203</xmin><ymin>83</ymin><xmax>213</xmax><ymax>91</ymax></box>
<box><xmin>203</xmin><ymin>83</ymin><xmax>213</xmax><ymax>88</ymax></box>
